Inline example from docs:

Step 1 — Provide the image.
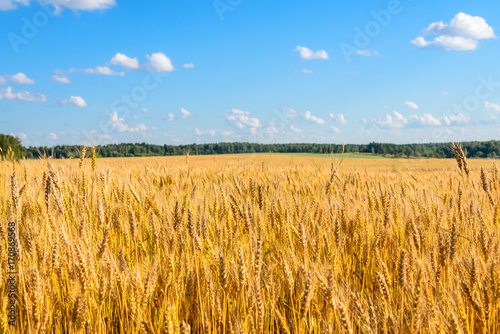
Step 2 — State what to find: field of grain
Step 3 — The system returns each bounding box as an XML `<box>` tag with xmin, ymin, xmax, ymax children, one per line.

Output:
<box><xmin>1</xmin><ymin>151</ymin><xmax>499</xmax><ymax>333</ymax></box>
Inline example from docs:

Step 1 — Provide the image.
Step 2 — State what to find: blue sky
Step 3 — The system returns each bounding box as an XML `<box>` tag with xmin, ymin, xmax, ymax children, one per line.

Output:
<box><xmin>1</xmin><ymin>0</ymin><xmax>500</xmax><ymax>146</ymax></box>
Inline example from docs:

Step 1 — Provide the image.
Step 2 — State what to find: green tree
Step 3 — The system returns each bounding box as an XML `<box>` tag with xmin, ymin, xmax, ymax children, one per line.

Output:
<box><xmin>0</xmin><ymin>134</ymin><xmax>26</xmax><ymax>161</ymax></box>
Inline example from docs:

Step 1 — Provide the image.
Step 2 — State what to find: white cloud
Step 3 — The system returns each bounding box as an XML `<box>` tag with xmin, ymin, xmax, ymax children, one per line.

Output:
<box><xmin>442</xmin><ymin>91</ymin><xmax>449</xmax><ymax>95</ymax></box>
<box><xmin>423</xmin><ymin>12</ymin><xmax>495</xmax><ymax>39</ymax></box>
<box><xmin>0</xmin><ymin>86</ymin><xmax>46</xmax><ymax>102</ymax></box>
<box><xmin>355</xmin><ymin>49</ymin><xmax>379</xmax><ymax>57</ymax></box>
<box><xmin>411</xmin><ymin>35</ymin><xmax>478</xmax><ymax>50</ymax></box>
<box><xmin>110</xmin><ymin>53</ymin><xmax>140</xmax><ymax>70</ymax></box>
<box><xmin>368</xmin><ymin>111</ymin><xmax>470</xmax><ymax>130</ymax></box>
<box><xmin>444</xmin><ymin>127</ymin><xmax>457</xmax><ymax>136</ymax></box>
<box><xmin>9</xmin><ymin>72</ymin><xmax>34</xmax><ymax>84</ymax></box>
<box><xmin>48</xmin><ymin>74</ymin><xmax>72</xmax><ymax>84</ymax></box>
<box><xmin>372</xmin><ymin>111</ymin><xmax>409</xmax><ymax>129</ymax></box>
<box><xmin>331</xmin><ymin>126</ymin><xmax>340</xmax><ymax>133</ymax></box>
<box><xmin>146</xmin><ymin>52</ymin><xmax>175</xmax><ymax>72</ymax></box>
<box><xmin>108</xmin><ymin>111</ymin><xmax>149</xmax><ymax>132</ymax></box>
<box><xmin>302</xmin><ymin>69</ymin><xmax>314</xmax><ymax>74</ymax></box>
<box><xmin>295</xmin><ymin>46</ymin><xmax>329</xmax><ymax>60</ymax></box>
<box><xmin>195</xmin><ymin>128</ymin><xmax>216</xmax><ymax>136</ymax></box>
<box><xmin>61</xmin><ymin>96</ymin><xmax>87</xmax><ymax>107</ymax></box>
<box><xmin>179</xmin><ymin>108</ymin><xmax>192</xmax><ymax>118</ymax></box>
<box><xmin>9</xmin><ymin>132</ymin><xmax>26</xmax><ymax>139</ymax></box>
<box><xmin>412</xmin><ymin>13</ymin><xmax>495</xmax><ymax>51</ymax></box>
<box><xmin>290</xmin><ymin>125</ymin><xmax>302</xmax><ymax>133</ymax></box>
<box><xmin>69</xmin><ymin>66</ymin><xmax>124</xmax><ymax>76</ymax></box>
<box><xmin>485</xmin><ymin>101</ymin><xmax>500</xmax><ymax>112</ymax></box>
<box><xmin>409</xmin><ymin>113</ymin><xmax>441</xmax><ymax>126</ymax></box>
<box><xmin>142</xmin><ymin>107</ymin><xmax>148</xmax><ymax>113</ymax></box>
<box><xmin>47</xmin><ymin>133</ymin><xmax>58</xmax><ymax>140</ymax></box>
<box><xmin>183</xmin><ymin>63</ymin><xmax>195</xmax><ymax>69</ymax></box>
<box><xmin>329</xmin><ymin>113</ymin><xmax>347</xmax><ymax>124</ymax></box>
<box><xmin>442</xmin><ymin>113</ymin><xmax>470</xmax><ymax>126</ymax></box>
<box><xmin>404</xmin><ymin>101</ymin><xmax>419</xmax><ymax>110</ymax></box>
<box><xmin>0</xmin><ymin>0</ymin><xmax>19</xmax><ymax>10</ymax></box>
<box><xmin>225</xmin><ymin>109</ymin><xmax>261</xmax><ymax>129</ymax></box>
<box><xmin>285</xmin><ymin>108</ymin><xmax>298</xmax><ymax>119</ymax></box>
<box><xmin>71</xmin><ymin>52</ymin><xmax>174</xmax><ymax>76</ymax></box>
<box><xmin>85</xmin><ymin>66</ymin><xmax>124</xmax><ymax>76</ymax></box>
<box><xmin>304</xmin><ymin>110</ymin><xmax>325</xmax><ymax>124</ymax></box>
<box><xmin>0</xmin><ymin>72</ymin><xmax>35</xmax><ymax>85</ymax></box>
<box><xmin>0</xmin><ymin>0</ymin><xmax>116</xmax><ymax>12</ymax></box>
<box><xmin>165</xmin><ymin>108</ymin><xmax>193</xmax><ymax>121</ymax></box>
<box><xmin>108</xmin><ymin>112</ymin><xmax>129</xmax><ymax>132</ymax></box>
<box><xmin>260</xmin><ymin>126</ymin><xmax>279</xmax><ymax>137</ymax></box>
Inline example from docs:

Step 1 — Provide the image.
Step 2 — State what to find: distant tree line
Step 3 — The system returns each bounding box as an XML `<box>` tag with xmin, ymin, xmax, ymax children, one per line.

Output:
<box><xmin>23</xmin><ymin>140</ymin><xmax>500</xmax><ymax>159</ymax></box>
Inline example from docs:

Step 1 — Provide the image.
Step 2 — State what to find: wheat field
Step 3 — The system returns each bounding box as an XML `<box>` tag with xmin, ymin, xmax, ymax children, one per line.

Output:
<box><xmin>1</xmin><ymin>150</ymin><xmax>499</xmax><ymax>333</ymax></box>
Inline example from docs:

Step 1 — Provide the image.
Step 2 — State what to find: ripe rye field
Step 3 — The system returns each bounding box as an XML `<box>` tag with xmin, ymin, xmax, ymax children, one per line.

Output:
<box><xmin>1</xmin><ymin>150</ymin><xmax>500</xmax><ymax>333</ymax></box>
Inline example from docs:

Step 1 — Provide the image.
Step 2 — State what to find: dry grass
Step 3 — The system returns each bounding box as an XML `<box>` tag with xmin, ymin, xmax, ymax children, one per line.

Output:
<box><xmin>0</xmin><ymin>152</ymin><xmax>499</xmax><ymax>333</ymax></box>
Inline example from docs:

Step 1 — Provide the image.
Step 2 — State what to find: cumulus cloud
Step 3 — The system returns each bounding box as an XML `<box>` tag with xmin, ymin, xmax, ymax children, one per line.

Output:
<box><xmin>85</xmin><ymin>66</ymin><xmax>124</xmax><ymax>76</ymax></box>
<box><xmin>331</xmin><ymin>126</ymin><xmax>340</xmax><ymax>133</ymax></box>
<box><xmin>48</xmin><ymin>74</ymin><xmax>72</xmax><ymax>84</ymax></box>
<box><xmin>69</xmin><ymin>66</ymin><xmax>124</xmax><ymax>76</ymax></box>
<box><xmin>367</xmin><ymin>111</ymin><xmax>470</xmax><ymax>129</ymax></box>
<box><xmin>0</xmin><ymin>0</ymin><xmax>116</xmax><ymax>12</ymax></box>
<box><xmin>295</xmin><ymin>46</ymin><xmax>329</xmax><ymax>60</ymax></box>
<box><xmin>411</xmin><ymin>36</ymin><xmax>478</xmax><ymax>50</ymax></box>
<box><xmin>409</xmin><ymin>113</ymin><xmax>441</xmax><ymax>126</ymax></box>
<box><xmin>371</xmin><ymin>111</ymin><xmax>409</xmax><ymax>129</ymax></box>
<box><xmin>302</xmin><ymin>69</ymin><xmax>314</xmax><ymax>74</ymax></box>
<box><xmin>304</xmin><ymin>110</ymin><xmax>325</xmax><ymax>124</ymax></box>
<box><xmin>290</xmin><ymin>125</ymin><xmax>302</xmax><ymax>133</ymax></box>
<box><xmin>423</xmin><ymin>12</ymin><xmax>495</xmax><ymax>39</ymax></box>
<box><xmin>195</xmin><ymin>128</ymin><xmax>216</xmax><ymax>136</ymax></box>
<box><xmin>485</xmin><ymin>101</ymin><xmax>500</xmax><ymax>112</ymax></box>
<box><xmin>260</xmin><ymin>126</ymin><xmax>279</xmax><ymax>138</ymax></box>
<box><xmin>355</xmin><ymin>49</ymin><xmax>379</xmax><ymax>57</ymax></box>
<box><xmin>179</xmin><ymin>108</ymin><xmax>192</xmax><ymax>118</ymax></box>
<box><xmin>329</xmin><ymin>113</ymin><xmax>347</xmax><ymax>124</ymax></box>
<box><xmin>225</xmin><ymin>109</ymin><xmax>261</xmax><ymax>129</ymax></box>
<box><xmin>441</xmin><ymin>113</ymin><xmax>470</xmax><ymax>126</ymax></box>
<box><xmin>61</xmin><ymin>96</ymin><xmax>87</xmax><ymax>107</ymax></box>
<box><xmin>108</xmin><ymin>111</ymin><xmax>149</xmax><ymax>132</ymax></box>
<box><xmin>285</xmin><ymin>108</ymin><xmax>298</xmax><ymax>119</ymax></box>
<box><xmin>165</xmin><ymin>108</ymin><xmax>193</xmax><ymax>121</ymax></box>
<box><xmin>404</xmin><ymin>101</ymin><xmax>420</xmax><ymax>110</ymax></box>
<box><xmin>183</xmin><ymin>63</ymin><xmax>195</xmax><ymax>69</ymax></box>
<box><xmin>146</xmin><ymin>52</ymin><xmax>175</xmax><ymax>72</ymax></box>
<box><xmin>0</xmin><ymin>73</ymin><xmax>35</xmax><ymax>85</ymax></box>
<box><xmin>71</xmin><ymin>52</ymin><xmax>174</xmax><ymax>76</ymax></box>
<box><xmin>9</xmin><ymin>132</ymin><xmax>26</xmax><ymax>140</ymax></box>
<box><xmin>0</xmin><ymin>0</ymin><xmax>20</xmax><ymax>10</ymax></box>
<box><xmin>411</xmin><ymin>13</ymin><xmax>495</xmax><ymax>50</ymax></box>
<box><xmin>47</xmin><ymin>133</ymin><xmax>58</xmax><ymax>140</ymax></box>
<box><xmin>0</xmin><ymin>86</ymin><xmax>46</xmax><ymax>102</ymax></box>
<box><xmin>110</xmin><ymin>53</ymin><xmax>140</xmax><ymax>70</ymax></box>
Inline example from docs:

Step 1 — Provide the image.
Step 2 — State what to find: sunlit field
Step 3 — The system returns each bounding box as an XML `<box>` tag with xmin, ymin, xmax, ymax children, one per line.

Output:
<box><xmin>1</xmin><ymin>152</ymin><xmax>499</xmax><ymax>333</ymax></box>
